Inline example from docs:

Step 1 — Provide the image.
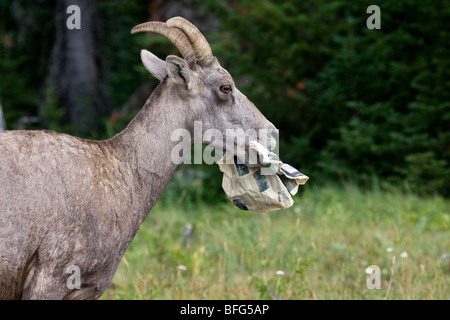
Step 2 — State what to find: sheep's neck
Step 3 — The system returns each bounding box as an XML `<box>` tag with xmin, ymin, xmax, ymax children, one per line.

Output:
<box><xmin>110</xmin><ymin>80</ymin><xmax>189</xmax><ymax>226</ymax></box>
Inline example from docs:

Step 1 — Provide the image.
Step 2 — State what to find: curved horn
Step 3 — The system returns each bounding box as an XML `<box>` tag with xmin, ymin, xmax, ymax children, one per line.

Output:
<box><xmin>166</xmin><ymin>17</ymin><xmax>214</xmax><ymax>65</ymax></box>
<box><xmin>131</xmin><ymin>21</ymin><xmax>194</xmax><ymax>59</ymax></box>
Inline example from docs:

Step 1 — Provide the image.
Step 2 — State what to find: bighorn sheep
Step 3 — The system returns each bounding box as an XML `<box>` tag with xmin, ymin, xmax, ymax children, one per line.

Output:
<box><xmin>0</xmin><ymin>17</ymin><xmax>277</xmax><ymax>299</ymax></box>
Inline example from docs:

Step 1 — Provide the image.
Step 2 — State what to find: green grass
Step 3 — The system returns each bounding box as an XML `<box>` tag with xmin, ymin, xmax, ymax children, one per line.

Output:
<box><xmin>100</xmin><ymin>183</ymin><xmax>449</xmax><ymax>300</ymax></box>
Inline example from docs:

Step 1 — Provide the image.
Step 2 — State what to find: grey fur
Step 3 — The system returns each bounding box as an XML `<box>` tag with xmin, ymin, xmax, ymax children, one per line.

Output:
<box><xmin>0</xmin><ymin>20</ymin><xmax>276</xmax><ymax>300</ymax></box>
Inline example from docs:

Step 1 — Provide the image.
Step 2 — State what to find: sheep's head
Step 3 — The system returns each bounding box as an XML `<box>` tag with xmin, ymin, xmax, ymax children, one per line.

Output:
<box><xmin>131</xmin><ymin>17</ymin><xmax>278</xmax><ymax>165</ymax></box>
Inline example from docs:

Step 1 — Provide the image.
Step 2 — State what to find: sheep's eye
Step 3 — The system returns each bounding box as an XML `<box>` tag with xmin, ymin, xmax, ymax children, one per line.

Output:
<box><xmin>220</xmin><ymin>85</ymin><xmax>232</xmax><ymax>94</ymax></box>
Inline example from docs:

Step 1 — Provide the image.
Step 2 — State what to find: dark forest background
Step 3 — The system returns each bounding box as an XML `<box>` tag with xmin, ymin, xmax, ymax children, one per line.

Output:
<box><xmin>0</xmin><ymin>0</ymin><xmax>449</xmax><ymax>198</ymax></box>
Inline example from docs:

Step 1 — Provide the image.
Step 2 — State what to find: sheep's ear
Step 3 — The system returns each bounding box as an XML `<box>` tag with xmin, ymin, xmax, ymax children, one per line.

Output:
<box><xmin>165</xmin><ymin>55</ymin><xmax>193</xmax><ymax>89</ymax></box>
<box><xmin>140</xmin><ymin>49</ymin><xmax>167</xmax><ymax>81</ymax></box>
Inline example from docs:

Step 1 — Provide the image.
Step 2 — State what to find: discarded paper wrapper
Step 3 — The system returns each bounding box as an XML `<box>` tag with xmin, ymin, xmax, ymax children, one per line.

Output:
<box><xmin>217</xmin><ymin>141</ymin><xmax>309</xmax><ymax>213</ymax></box>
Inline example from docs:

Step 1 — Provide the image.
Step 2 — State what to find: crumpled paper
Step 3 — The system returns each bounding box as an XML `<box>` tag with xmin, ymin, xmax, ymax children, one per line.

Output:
<box><xmin>217</xmin><ymin>141</ymin><xmax>309</xmax><ymax>212</ymax></box>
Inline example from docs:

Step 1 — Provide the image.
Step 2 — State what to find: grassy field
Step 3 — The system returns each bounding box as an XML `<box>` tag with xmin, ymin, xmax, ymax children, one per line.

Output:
<box><xmin>100</xmin><ymin>182</ymin><xmax>449</xmax><ymax>300</ymax></box>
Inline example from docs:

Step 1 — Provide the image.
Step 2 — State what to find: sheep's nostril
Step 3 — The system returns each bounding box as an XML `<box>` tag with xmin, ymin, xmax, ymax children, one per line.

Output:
<box><xmin>271</xmin><ymin>128</ymin><xmax>279</xmax><ymax>142</ymax></box>
<box><xmin>267</xmin><ymin>128</ymin><xmax>279</xmax><ymax>151</ymax></box>
<box><xmin>255</xmin><ymin>127</ymin><xmax>279</xmax><ymax>152</ymax></box>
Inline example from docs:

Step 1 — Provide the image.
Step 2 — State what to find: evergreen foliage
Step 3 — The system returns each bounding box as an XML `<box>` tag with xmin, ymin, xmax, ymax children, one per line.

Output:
<box><xmin>201</xmin><ymin>0</ymin><xmax>450</xmax><ymax>196</ymax></box>
<box><xmin>0</xmin><ymin>0</ymin><xmax>448</xmax><ymax>196</ymax></box>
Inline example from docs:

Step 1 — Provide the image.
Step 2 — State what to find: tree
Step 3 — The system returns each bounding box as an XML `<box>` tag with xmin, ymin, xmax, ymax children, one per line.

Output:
<box><xmin>200</xmin><ymin>0</ymin><xmax>450</xmax><ymax>196</ymax></box>
<box><xmin>49</xmin><ymin>0</ymin><xmax>109</xmax><ymax>136</ymax></box>
<box><xmin>0</xmin><ymin>102</ymin><xmax>6</xmax><ymax>131</ymax></box>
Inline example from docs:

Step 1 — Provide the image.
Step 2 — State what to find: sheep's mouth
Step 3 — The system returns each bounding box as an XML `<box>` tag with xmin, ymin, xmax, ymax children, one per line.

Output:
<box><xmin>203</xmin><ymin>127</ymin><xmax>279</xmax><ymax>166</ymax></box>
<box><xmin>221</xmin><ymin>140</ymin><xmax>273</xmax><ymax>168</ymax></box>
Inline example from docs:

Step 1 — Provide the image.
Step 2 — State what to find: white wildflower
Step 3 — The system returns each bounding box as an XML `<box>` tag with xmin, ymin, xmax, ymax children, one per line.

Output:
<box><xmin>365</xmin><ymin>266</ymin><xmax>374</xmax><ymax>274</ymax></box>
<box><xmin>386</xmin><ymin>247</ymin><xmax>394</xmax><ymax>253</ymax></box>
<box><xmin>400</xmin><ymin>251</ymin><xmax>408</xmax><ymax>258</ymax></box>
<box><xmin>177</xmin><ymin>265</ymin><xmax>187</xmax><ymax>271</ymax></box>
<box><xmin>275</xmin><ymin>270</ymin><xmax>285</xmax><ymax>276</ymax></box>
